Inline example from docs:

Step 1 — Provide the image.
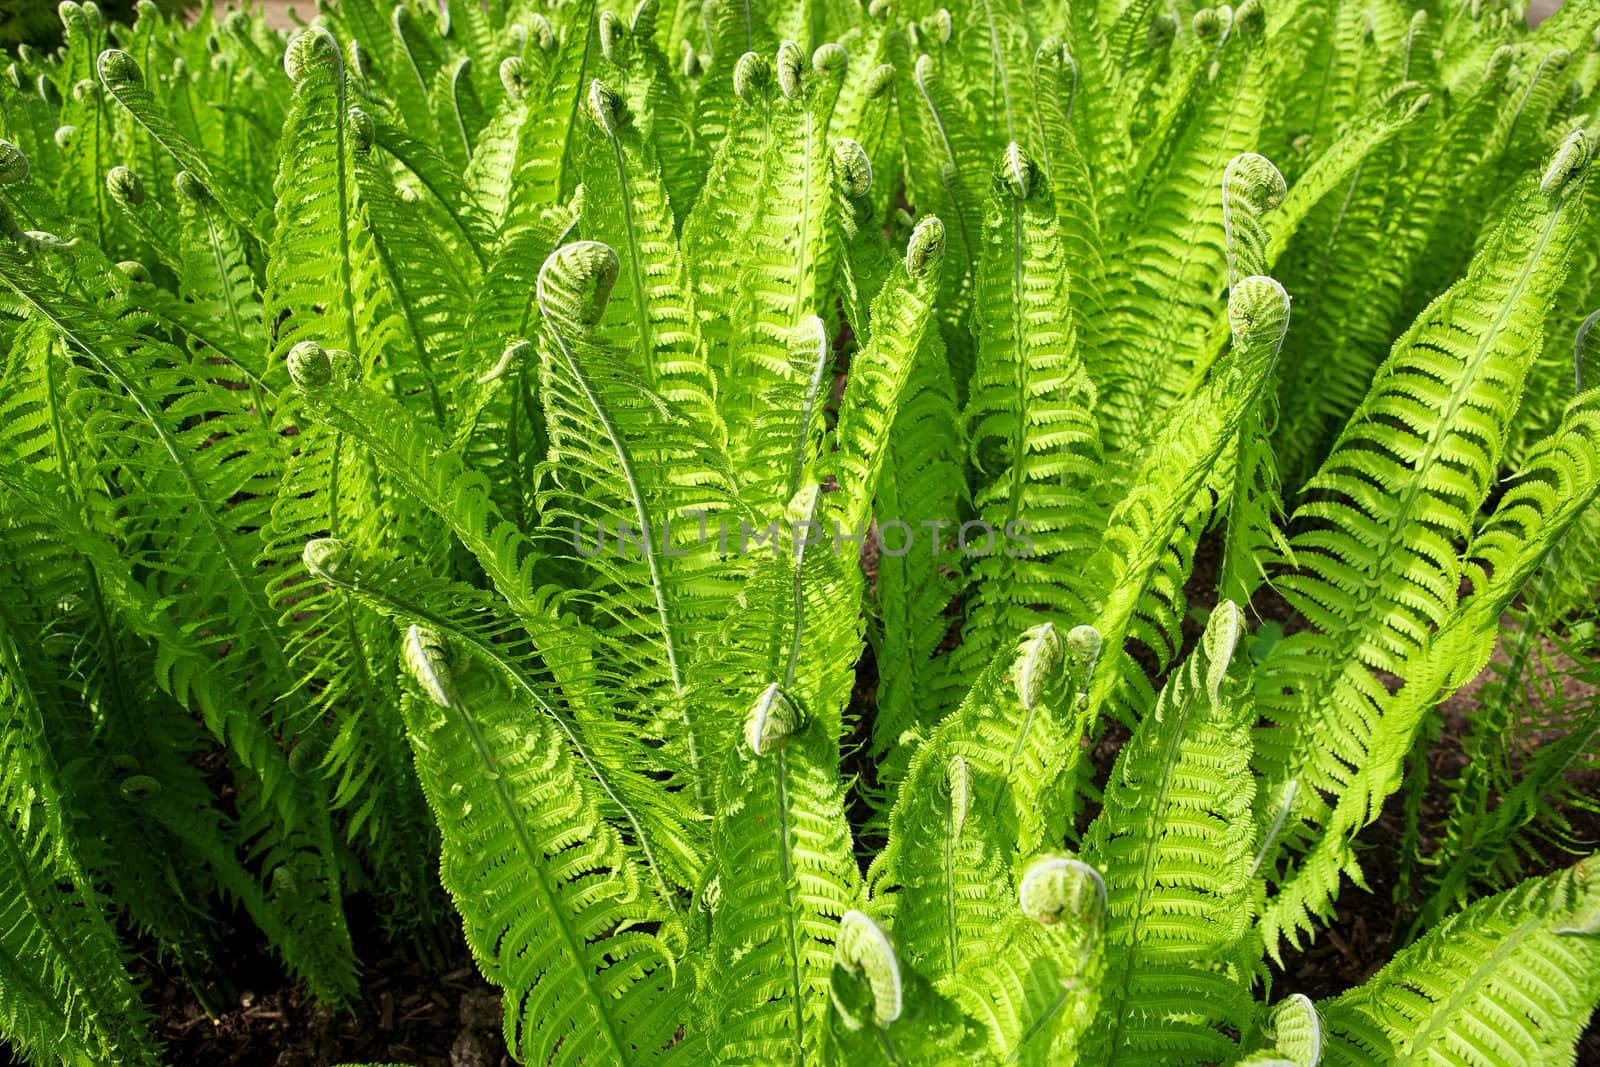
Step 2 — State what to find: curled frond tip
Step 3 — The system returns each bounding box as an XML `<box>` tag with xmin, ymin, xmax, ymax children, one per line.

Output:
<box><xmin>1019</xmin><ymin>854</ymin><xmax>1108</xmax><ymax>927</ymax></box>
<box><xmin>403</xmin><ymin>626</ymin><xmax>457</xmax><ymax>709</ymax></box>
<box><xmin>287</xmin><ymin>340</ymin><xmax>333</xmax><ymax>388</ymax></box>
<box><xmin>832</xmin><ymin>138</ymin><xmax>872</xmax><ymax>198</ymax></box>
<box><xmin>284</xmin><ymin>26</ymin><xmax>339</xmax><ymax>82</ymax></box>
<box><xmin>97</xmin><ymin>48</ymin><xmax>142</xmax><ymax>88</ymax></box>
<box><xmin>905</xmin><ymin>215</ymin><xmax>946</xmax><ymax>278</ymax></box>
<box><xmin>1014</xmin><ymin>622</ymin><xmax>1063</xmax><ymax>710</ymax></box>
<box><xmin>1201</xmin><ymin>600</ymin><xmax>1245</xmax><ymax>706</ymax></box>
<box><xmin>777</xmin><ymin>40</ymin><xmax>809</xmax><ymax>99</ymax></box>
<box><xmin>744</xmin><ymin>682</ymin><xmax>802</xmax><ymax>756</ymax></box>
<box><xmin>1001</xmin><ymin>142</ymin><xmax>1035</xmax><ymax>199</ymax></box>
<box><xmin>1228</xmin><ymin>275</ymin><xmax>1291</xmax><ymax>345</ymax></box>
<box><xmin>302</xmin><ymin>537</ymin><xmax>354</xmax><ymax>585</ymax></box>
<box><xmin>0</xmin><ymin>140</ymin><xmax>29</xmax><ymax>184</ymax></box>
<box><xmin>537</xmin><ymin>240</ymin><xmax>621</xmax><ymax>329</ymax></box>
<box><xmin>865</xmin><ymin>62</ymin><xmax>895</xmax><ymax>99</ymax></box>
<box><xmin>734</xmin><ymin>51</ymin><xmax>771</xmax><ymax>104</ymax></box>
<box><xmin>1226</xmin><ymin>152</ymin><xmax>1287</xmax><ymax>212</ymax></box>
<box><xmin>587</xmin><ymin>78</ymin><xmax>627</xmax><ymax>135</ymax></box>
<box><xmin>1541</xmin><ymin>130</ymin><xmax>1590</xmax><ymax>196</ymax></box>
<box><xmin>830</xmin><ymin>911</ymin><xmax>902</xmax><ymax>1031</ymax></box>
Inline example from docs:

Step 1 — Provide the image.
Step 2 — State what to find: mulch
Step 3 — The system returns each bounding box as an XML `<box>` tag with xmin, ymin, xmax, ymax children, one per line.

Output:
<box><xmin>131</xmin><ymin>908</ymin><xmax>510</xmax><ymax>1067</ymax></box>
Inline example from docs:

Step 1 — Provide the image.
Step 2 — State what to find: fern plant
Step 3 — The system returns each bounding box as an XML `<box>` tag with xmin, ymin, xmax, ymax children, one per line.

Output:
<box><xmin>2</xmin><ymin>0</ymin><xmax>1600</xmax><ymax>1064</ymax></box>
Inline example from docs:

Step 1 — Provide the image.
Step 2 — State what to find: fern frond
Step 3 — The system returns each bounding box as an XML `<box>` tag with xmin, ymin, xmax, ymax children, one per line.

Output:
<box><xmin>697</xmin><ymin>492</ymin><xmax>862</xmax><ymax>1063</ymax></box>
<box><xmin>890</xmin><ymin>40</ymin><xmax>984</xmax><ymax>383</ymax></box>
<box><xmin>300</xmin><ymin>537</ymin><xmax>704</xmax><ymax>898</ymax></box>
<box><xmin>869</xmin><ymin>321</ymin><xmax>969</xmax><ymax>789</ymax></box>
<box><xmin>1272</xmin><ymin>57</ymin><xmax>1510</xmax><ymax>489</ymax></box>
<box><xmin>825</xmin><ymin>216</ymin><xmax>944</xmax><ymax>541</ymax></box>
<box><xmin>875</xmin><ymin>622</ymin><xmax>1105</xmax><ymax>1059</ymax></box>
<box><xmin>578</xmin><ymin>78</ymin><xmax>717</xmax><ymax>427</ymax></box>
<box><xmin>1079</xmin><ymin>603</ymin><xmax>1260</xmax><ymax>1067</ymax></box>
<box><xmin>1094</xmin><ymin>5</ymin><xmax>1270</xmax><ymax>456</ymax></box>
<box><xmin>535</xmin><ymin>240</ymin><xmax>752</xmax><ymax>795</ymax></box>
<box><xmin>397</xmin><ymin>626</ymin><xmax>694</xmax><ymax>1066</ymax></box>
<box><xmin>1424</xmin><ymin>389</ymin><xmax>1600</xmax><ymax>927</ymax></box>
<box><xmin>1083</xmin><ymin>275</ymin><xmax>1288</xmax><ymax>725</ymax></box>
<box><xmin>0</xmin><ymin>623</ymin><xmax>162</xmax><ymax>1067</ymax></box>
<box><xmin>879</xmin><ymin>621</ymin><xmax>1094</xmax><ymax>908</ymax></box>
<box><xmin>1320</xmin><ymin>857</ymin><xmax>1600</xmax><ymax>1067</ymax></box>
<box><xmin>499</xmin><ymin>0</ymin><xmax>597</xmax><ymax>235</ymax></box>
<box><xmin>0</xmin><ymin>246</ymin><xmax>360</xmax><ymax>1003</ymax></box>
<box><xmin>950</xmin><ymin>143</ymin><xmax>1105</xmax><ymax>694</ymax></box>
<box><xmin>266</xmin><ymin>27</ymin><xmax>401</xmax><ymax>373</ymax></box>
<box><xmin>1254</xmin><ymin>137</ymin><xmax>1594</xmax><ymax>935</ymax></box>
<box><xmin>1031</xmin><ymin>37</ymin><xmax>1106</xmax><ymax>328</ymax></box>
<box><xmin>1261</xmin><ymin>376</ymin><xmax>1600</xmax><ymax>954</ymax></box>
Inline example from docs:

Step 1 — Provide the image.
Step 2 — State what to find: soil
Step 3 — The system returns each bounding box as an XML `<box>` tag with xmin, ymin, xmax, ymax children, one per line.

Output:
<box><xmin>136</xmin><ymin>935</ymin><xmax>511</xmax><ymax>1067</ymax></box>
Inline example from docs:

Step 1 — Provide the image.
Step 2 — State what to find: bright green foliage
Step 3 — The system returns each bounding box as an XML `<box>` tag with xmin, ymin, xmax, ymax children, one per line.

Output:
<box><xmin>1079</xmin><ymin>603</ymin><xmax>1259</xmax><ymax>1065</ymax></box>
<box><xmin>1</xmin><ymin>1</ymin><xmax>1599</xmax><ymax>1066</ymax></box>
<box><xmin>1321</xmin><ymin>858</ymin><xmax>1600</xmax><ymax>1066</ymax></box>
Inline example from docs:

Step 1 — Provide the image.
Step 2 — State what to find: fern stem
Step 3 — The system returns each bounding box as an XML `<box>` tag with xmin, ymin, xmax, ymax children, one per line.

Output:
<box><xmin>980</xmin><ymin>0</ymin><xmax>1018</xmax><ymax>146</ymax></box>
<box><xmin>602</xmin><ymin>113</ymin><xmax>659</xmax><ymax>391</ymax></box>
<box><xmin>788</xmin><ymin>318</ymin><xmax>831</xmax><ymax>503</ymax></box>
<box><xmin>942</xmin><ymin>787</ymin><xmax>959</xmax><ymax>976</ymax></box>
<box><xmin>332</xmin><ymin>62</ymin><xmax>360</xmax><ymax>362</ymax></box>
<box><xmin>796</xmin><ymin>108</ymin><xmax>814</xmax><ymax>329</ymax></box>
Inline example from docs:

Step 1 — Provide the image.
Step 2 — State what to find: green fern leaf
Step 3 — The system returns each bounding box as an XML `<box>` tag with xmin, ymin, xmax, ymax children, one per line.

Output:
<box><xmin>1320</xmin><ymin>857</ymin><xmax>1600</xmax><ymax>1066</ymax></box>
<box><xmin>951</xmin><ymin>143</ymin><xmax>1104</xmax><ymax>695</ymax></box>
<box><xmin>397</xmin><ymin>625</ymin><xmax>694</xmax><ymax>1066</ymax></box>
<box><xmin>1254</xmin><ymin>136</ymin><xmax>1594</xmax><ymax>937</ymax></box>
<box><xmin>1079</xmin><ymin>603</ymin><xmax>1260</xmax><ymax>1067</ymax></box>
<box><xmin>0</xmin><ymin>624</ymin><xmax>162</xmax><ymax>1067</ymax></box>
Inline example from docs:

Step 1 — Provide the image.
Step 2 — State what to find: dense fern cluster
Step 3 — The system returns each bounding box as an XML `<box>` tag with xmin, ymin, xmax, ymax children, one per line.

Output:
<box><xmin>1</xmin><ymin>0</ymin><xmax>1599</xmax><ymax>1063</ymax></box>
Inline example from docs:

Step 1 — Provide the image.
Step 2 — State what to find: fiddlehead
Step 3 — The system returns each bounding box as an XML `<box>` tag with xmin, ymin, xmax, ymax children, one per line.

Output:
<box><xmin>285</xmin><ymin>339</ymin><xmax>337</xmax><ymax>389</ymax></box>
<box><xmin>537</xmin><ymin>239</ymin><xmax>620</xmax><ymax>330</ymax></box>
<box><xmin>104</xmin><ymin>164</ymin><xmax>142</xmax><ymax>206</ymax></box>
<box><xmin>1013</xmin><ymin>621</ymin><xmax>1063</xmax><ymax>711</ymax></box>
<box><xmin>1541</xmin><ymin>128</ymin><xmax>1591</xmax><ymax>196</ymax></box>
<box><xmin>284</xmin><ymin>25</ymin><xmax>341</xmax><ymax>83</ymax></box>
<box><xmin>0</xmin><ymin>140</ymin><xmax>30</xmax><ymax>184</ymax></box>
<box><xmin>832</xmin><ymin>137</ymin><xmax>873</xmax><ymax>199</ymax></box>
<box><xmin>734</xmin><ymin>50</ymin><xmax>772</xmax><ymax>104</ymax></box>
<box><xmin>745</xmin><ymin>682</ymin><xmax>804</xmax><ymax>756</ymax></box>
<box><xmin>904</xmin><ymin>214</ymin><xmax>946</xmax><ymax>277</ymax></box>
<box><xmin>830</xmin><ymin>910</ymin><xmax>902</xmax><ymax>1032</ymax></box>
<box><xmin>1018</xmin><ymin>854</ymin><xmax>1108</xmax><ymax>928</ymax></box>
<box><xmin>1223</xmin><ymin>152</ymin><xmax>1287</xmax><ymax>285</ymax></box>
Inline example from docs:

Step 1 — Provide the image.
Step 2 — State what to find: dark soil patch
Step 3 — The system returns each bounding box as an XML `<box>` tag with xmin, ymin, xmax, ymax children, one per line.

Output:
<box><xmin>129</xmin><ymin>904</ymin><xmax>507</xmax><ymax>1067</ymax></box>
<box><xmin>142</xmin><ymin>943</ymin><xmax>508</xmax><ymax>1067</ymax></box>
